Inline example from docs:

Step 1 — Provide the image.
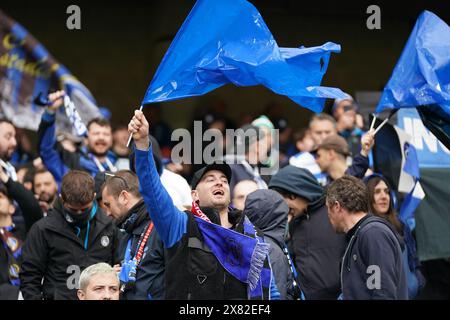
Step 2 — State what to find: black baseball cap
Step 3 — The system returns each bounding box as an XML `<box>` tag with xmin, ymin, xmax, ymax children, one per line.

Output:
<box><xmin>190</xmin><ymin>163</ymin><xmax>232</xmax><ymax>189</ymax></box>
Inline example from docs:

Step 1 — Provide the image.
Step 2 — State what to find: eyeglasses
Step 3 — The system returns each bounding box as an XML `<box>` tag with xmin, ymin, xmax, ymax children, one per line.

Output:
<box><xmin>104</xmin><ymin>172</ymin><xmax>130</xmax><ymax>190</ymax></box>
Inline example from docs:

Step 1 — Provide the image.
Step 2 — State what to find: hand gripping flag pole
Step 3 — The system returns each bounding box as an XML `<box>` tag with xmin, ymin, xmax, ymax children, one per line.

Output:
<box><xmin>126</xmin><ymin>105</ymin><xmax>143</xmax><ymax>148</ymax></box>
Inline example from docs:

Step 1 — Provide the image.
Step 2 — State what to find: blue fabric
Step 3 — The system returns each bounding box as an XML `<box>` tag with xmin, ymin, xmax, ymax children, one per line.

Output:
<box><xmin>376</xmin><ymin>11</ymin><xmax>450</xmax><ymax>113</ymax></box>
<box><xmin>135</xmin><ymin>147</ymin><xmax>187</xmax><ymax>248</ymax></box>
<box><xmin>269</xmin><ymin>275</ymin><xmax>280</xmax><ymax>300</ymax></box>
<box><xmin>142</xmin><ymin>0</ymin><xmax>346</xmax><ymax>113</ymax></box>
<box><xmin>195</xmin><ymin>216</ymin><xmax>271</xmax><ymax>298</ymax></box>
<box><xmin>39</xmin><ymin>111</ymin><xmax>70</xmax><ymax>187</ymax></box>
<box><xmin>1</xmin><ymin>226</ymin><xmax>22</xmax><ymax>286</ymax></box>
<box><xmin>402</xmin><ymin>142</ymin><xmax>420</xmax><ymax>180</ymax></box>
<box><xmin>119</xmin><ymin>239</ymin><xmax>138</xmax><ymax>284</ymax></box>
<box><xmin>399</xmin><ymin>185</ymin><xmax>421</xmax><ymax>231</ymax></box>
<box><xmin>399</xmin><ymin>142</ymin><xmax>422</xmax><ymax>230</ymax></box>
<box><xmin>402</xmin><ymin>247</ymin><xmax>419</xmax><ymax>299</ymax></box>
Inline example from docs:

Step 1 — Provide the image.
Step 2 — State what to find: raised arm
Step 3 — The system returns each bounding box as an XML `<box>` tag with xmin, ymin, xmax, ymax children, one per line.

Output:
<box><xmin>345</xmin><ymin>129</ymin><xmax>375</xmax><ymax>178</ymax></box>
<box><xmin>129</xmin><ymin>110</ymin><xmax>187</xmax><ymax>248</ymax></box>
<box><xmin>1</xmin><ymin>169</ymin><xmax>43</xmax><ymax>233</ymax></box>
<box><xmin>37</xmin><ymin>91</ymin><xmax>69</xmax><ymax>186</ymax></box>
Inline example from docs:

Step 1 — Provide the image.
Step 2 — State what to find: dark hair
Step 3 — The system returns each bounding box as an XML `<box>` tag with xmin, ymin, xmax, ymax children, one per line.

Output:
<box><xmin>61</xmin><ymin>170</ymin><xmax>95</xmax><ymax>206</ymax></box>
<box><xmin>325</xmin><ymin>175</ymin><xmax>368</xmax><ymax>213</ymax></box>
<box><xmin>33</xmin><ymin>167</ymin><xmax>55</xmax><ymax>185</ymax></box>
<box><xmin>270</xmin><ymin>186</ymin><xmax>299</xmax><ymax>201</ymax></box>
<box><xmin>101</xmin><ymin>170</ymin><xmax>140</xmax><ymax>198</ymax></box>
<box><xmin>0</xmin><ymin>184</ymin><xmax>12</xmax><ymax>201</ymax></box>
<box><xmin>87</xmin><ymin>118</ymin><xmax>111</xmax><ymax>131</ymax></box>
<box><xmin>366</xmin><ymin>176</ymin><xmax>403</xmax><ymax>234</ymax></box>
<box><xmin>23</xmin><ymin>166</ymin><xmax>36</xmax><ymax>187</ymax></box>
<box><xmin>292</xmin><ymin>128</ymin><xmax>309</xmax><ymax>143</ymax></box>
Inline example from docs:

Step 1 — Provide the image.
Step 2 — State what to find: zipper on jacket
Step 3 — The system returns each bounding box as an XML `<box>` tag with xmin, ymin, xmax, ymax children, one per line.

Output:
<box><xmin>340</xmin><ymin>228</ymin><xmax>359</xmax><ymax>298</ymax></box>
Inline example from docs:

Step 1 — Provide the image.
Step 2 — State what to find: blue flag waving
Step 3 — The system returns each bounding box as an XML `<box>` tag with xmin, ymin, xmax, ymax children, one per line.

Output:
<box><xmin>0</xmin><ymin>9</ymin><xmax>101</xmax><ymax>134</ymax></box>
<box><xmin>375</xmin><ymin>11</ymin><xmax>450</xmax><ymax>149</ymax></box>
<box><xmin>395</xmin><ymin>126</ymin><xmax>425</xmax><ymax>230</ymax></box>
<box><xmin>142</xmin><ymin>0</ymin><xmax>346</xmax><ymax>113</ymax></box>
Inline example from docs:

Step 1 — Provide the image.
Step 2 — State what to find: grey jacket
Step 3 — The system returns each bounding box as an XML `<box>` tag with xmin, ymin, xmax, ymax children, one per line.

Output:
<box><xmin>244</xmin><ymin>189</ymin><xmax>295</xmax><ymax>300</ymax></box>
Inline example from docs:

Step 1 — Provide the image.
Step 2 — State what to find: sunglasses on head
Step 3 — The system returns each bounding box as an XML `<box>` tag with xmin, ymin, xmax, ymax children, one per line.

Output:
<box><xmin>104</xmin><ymin>172</ymin><xmax>130</xmax><ymax>190</ymax></box>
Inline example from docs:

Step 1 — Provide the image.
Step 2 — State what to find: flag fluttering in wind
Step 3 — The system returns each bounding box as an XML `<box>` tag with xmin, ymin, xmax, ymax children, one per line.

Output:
<box><xmin>375</xmin><ymin>10</ymin><xmax>450</xmax><ymax>149</ymax></box>
<box><xmin>0</xmin><ymin>9</ymin><xmax>101</xmax><ymax>133</ymax></box>
<box><xmin>142</xmin><ymin>0</ymin><xmax>346</xmax><ymax>113</ymax></box>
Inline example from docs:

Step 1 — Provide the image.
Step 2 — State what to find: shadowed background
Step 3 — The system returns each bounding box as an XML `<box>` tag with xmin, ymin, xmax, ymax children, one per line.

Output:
<box><xmin>1</xmin><ymin>0</ymin><xmax>449</xmax><ymax>129</ymax></box>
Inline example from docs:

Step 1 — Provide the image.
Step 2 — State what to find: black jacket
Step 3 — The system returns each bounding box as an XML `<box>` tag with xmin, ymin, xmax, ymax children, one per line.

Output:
<box><xmin>244</xmin><ymin>189</ymin><xmax>295</xmax><ymax>300</ymax></box>
<box><xmin>269</xmin><ymin>165</ymin><xmax>346</xmax><ymax>299</ymax></box>
<box><xmin>341</xmin><ymin>215</ymin><xmax>408</xmax><ymax>300</ymax></box>
<box><xmin>118</xmin><ymin>200</ymin><xmax>165</xmax><ymax>300</ymax></box>
<box><xmin>19</xmin><ymin>199</ymin><xmax>120</xmax><ymax>300</ymax></box>
<box><xmin>0</xmin><ymin>179</ymin><xmax>43</xmax><ymax>300</ymax></box>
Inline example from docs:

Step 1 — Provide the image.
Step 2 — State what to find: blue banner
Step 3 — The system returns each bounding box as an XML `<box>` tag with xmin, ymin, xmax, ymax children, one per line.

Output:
<box><xmin>397</xmin><ymin>108</ymin><xmax>450</xmax><ymax>168</ymax></box>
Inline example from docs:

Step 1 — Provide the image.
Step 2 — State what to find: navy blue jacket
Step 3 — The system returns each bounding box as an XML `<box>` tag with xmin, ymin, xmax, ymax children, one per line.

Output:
<box><xmin>118</xmin><ymin>200</ymin><xmax>165</xmax><ymax>300</ymax></box>
<box><xmin>341</xmin><ymin>215</ymin><xmax>408</xmax><ymax>300</ymax></box>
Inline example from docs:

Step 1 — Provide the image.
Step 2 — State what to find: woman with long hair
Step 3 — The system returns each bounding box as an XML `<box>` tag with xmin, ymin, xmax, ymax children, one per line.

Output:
<box><xmin>365</xmin><ymin>174</ymin><xmax>426</xmax><ymax>299</ymax></box>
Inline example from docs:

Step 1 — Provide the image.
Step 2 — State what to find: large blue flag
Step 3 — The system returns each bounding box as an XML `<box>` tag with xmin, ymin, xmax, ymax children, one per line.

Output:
<box><xmin>376</xmin><ymin>11</ymin><xmax>450</xmax><ymax>112</ymax></box>
<box><xmin>142</xmin><ymin>0</ymin><xmax>346</xmax><ymax>113</ymax></box>
<box><xmin>375</xmin><ymin>11</ymin><xmax>450</xmax><ymax>149</ymax></box>
<box><xmin>0</xmin><ymin>9</ymin><xmax>101</xmax><ymax>133</ymax></box>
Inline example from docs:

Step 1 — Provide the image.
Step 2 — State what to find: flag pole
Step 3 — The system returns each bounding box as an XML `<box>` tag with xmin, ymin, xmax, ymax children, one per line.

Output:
<box><xmin>126</xmin><ymin>105</ymin><xmax>143</xmax><ymax>148</ymax></box>
<box><xmin>369</xmin><ymin>113</ymin><xmax>377</xmax><ymax>131</ymax></box>
<box><xmin>373</xmin><ymin>109</ymin><xmax>399</xmax><ymax>135</ymax></box>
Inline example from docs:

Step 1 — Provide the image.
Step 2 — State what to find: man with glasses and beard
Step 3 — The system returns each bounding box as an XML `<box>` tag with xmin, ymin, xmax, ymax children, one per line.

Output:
<box><xmin>20</xmin><ymin>170</ymin><xmax>120</xmax><ymax>300</ymax></box>
<box><xmin>37</xmin><ymin>90</ymin><xmax>118</xmax><ymax>186</ymax></box>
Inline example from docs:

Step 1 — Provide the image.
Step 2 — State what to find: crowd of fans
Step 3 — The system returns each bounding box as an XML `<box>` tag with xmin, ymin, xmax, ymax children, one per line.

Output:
<box><xmin>0</xmin><ymin>91</ymin><xmax>426</xmax><ymax>300</ymax></box>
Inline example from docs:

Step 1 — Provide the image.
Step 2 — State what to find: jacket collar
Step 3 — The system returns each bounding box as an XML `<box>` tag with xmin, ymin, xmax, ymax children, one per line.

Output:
<box><xmin>120</xmin><ymin>200</ymin><xmax>149</xmax><ymax>235</ymax></box>
<box><xmin>45</xmin><ymin>198</ymin><xmax>113</xmax><ymax>248</ymax></box>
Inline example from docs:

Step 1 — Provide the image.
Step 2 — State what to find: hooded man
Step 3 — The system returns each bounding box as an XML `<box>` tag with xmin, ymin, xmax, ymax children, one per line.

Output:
<box><xmin>244</xmin><ymin>189</ymin><xmax>300</xmax><ymax>300</ymax></box>
<box><xmin>269</xmin><ymin>165</ymin><xmax>346</xmax><ymax>299</ymax></box>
